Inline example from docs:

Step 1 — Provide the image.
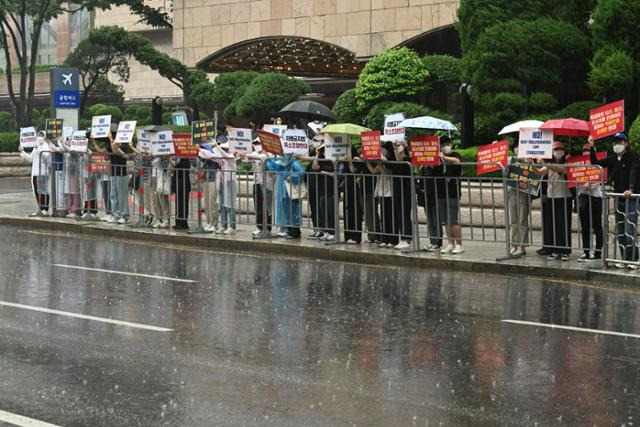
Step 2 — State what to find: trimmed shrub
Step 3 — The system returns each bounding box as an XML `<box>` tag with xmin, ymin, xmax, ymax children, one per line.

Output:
<box><xmin>0</xmin><ymin>132</ymin><xmax>20</xmax><ymax>152</ymax></box>
<box><xmin>629</xmin><ymin>115</ymin><xmax>640</xmax><ymax>153</ymax></box>
<box><xmin>552</xmin><ymin>100</ymin><xmax>600</xmax><ymax>120</ymax></box>
<box><xmin>332</xmin><ymin>89</ymin><xmax>363</xmax><ymax>125</ymax></box>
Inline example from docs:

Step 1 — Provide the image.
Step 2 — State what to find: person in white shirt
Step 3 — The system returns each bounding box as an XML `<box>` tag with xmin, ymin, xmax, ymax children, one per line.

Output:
<box><xmin>19</xmin><ymin>132</ymin><xmax>53</xmax><ymax>216</ymax></box>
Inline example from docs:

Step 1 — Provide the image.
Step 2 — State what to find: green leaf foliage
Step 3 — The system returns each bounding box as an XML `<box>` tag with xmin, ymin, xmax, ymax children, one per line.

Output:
<box><xmin>355</xmin><ymin>47</ymin><xmax>430</xmax><ymax>111</ymax></box>
<box><xmin>0</xmin><ymin>132</ymin><xmax>19</xmax><ymax>152</ymax></box>
<box><xmin>588</xmin><ymin>49</ymin><xmax>634</xmax><ymax>100</ymax></box>
<box><xmin>212</xmin><ymin>71</ymin><xmax>260</xmax><ymax>105</ymax></box>
<box><xmin>422</xmin><ymin>55</ymin><xmax>462</xmax><ymax>86</ymax></box>
<box><xmin>332</xmin><ymin>89</ymin><xmax>363</xmax><ymax>125</ymax></box>
<box><xmin>551</xmin><ymin>100</ymin><xmax>600</xmax><ymax>120</ymax></box>
<box><xmin>629</xmin><ymin>115</ymin><xmax>640</xmax><ymax>153</ymax></box>
<box><xmin>87</xmin><ymin>104</ymin><xmax>123</xmax><ymax>122</ymax></box>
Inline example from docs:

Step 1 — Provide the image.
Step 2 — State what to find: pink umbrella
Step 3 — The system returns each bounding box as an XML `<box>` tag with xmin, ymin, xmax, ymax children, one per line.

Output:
<box><xmin>540</xmin><ymin>118</ymin><xmax>590</xmax><ymax>137</ymax></box>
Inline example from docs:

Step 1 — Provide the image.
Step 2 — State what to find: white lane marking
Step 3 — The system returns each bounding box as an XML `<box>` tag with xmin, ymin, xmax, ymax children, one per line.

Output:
<box><xmin>0</xmin><ymin>409</ymin><xmax>61</xmax><ymax>427</ymax></box>
<box><xmin>0</xmin><ymin>301</ymin><xmax>172</xmax><ymax>332</ymax></box>
<box><xmin>52</xmin><ymin>263</ymin><xmax>196</xmax><ymax>283</ymax></box>
<box><xmin>502</xmin><ymin>319</ymin><xmax>640</xmax><ymax>339</ymax></box>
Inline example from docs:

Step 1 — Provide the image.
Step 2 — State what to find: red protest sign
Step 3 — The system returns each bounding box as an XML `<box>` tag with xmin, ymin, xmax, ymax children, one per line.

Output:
<box><xmin>89</xmin><ymin>153</ymin><xmax>110</xmax><ymax>173</ymax></box>
<box><xmin>173</xmin><ymin>133</ymin><xmax>199</xmax><ymax>158</ymax></box>
<box><xmin>360</xmin><ymin>131</ymin><xmax>381</xmax><ymax>160</ymax></box>
<box><xmin>258</xmin><ymin>130</ymin><xmax>284</xmax><ymax>156</ymax></box>
<box><xmin>589</xmin><ymin>100</ymin><xmax>624</xmax><ymax>140</ymax></box>
<box><xmin>566</xmin><ymin>153</ymin><xmax>607</xmax><ymax>188</ymax></box>
<box><xmin>477</xmin><ymin>140</ymin><xmax>509</xmax><ymax>175</ymax></box>
<box><xmin>410</xmin><ymin>135</ymin><xmax>440</xmax><ymax>166</ymax></box>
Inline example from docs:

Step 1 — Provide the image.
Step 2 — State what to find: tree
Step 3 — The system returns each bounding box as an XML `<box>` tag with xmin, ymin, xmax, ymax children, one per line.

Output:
<box><xmin>63</xmin><ymin>28</ymin><xmax>130</xmax><ymax>116</ymax></box>
<box><xmin>89</xmin><ymin>76</ymin><xmax>125</xmax><ymax>105</ymax></box>
<box><xmin>332</xmin><ymin>89</ymin><xmax>363</xmax><ymax>124</ymax></box>
<box><xmin>0</xmin><ymin>0</ymin><xmax>170</xmax><ymax>127</ymax></box>
<box><xmin>355</xmin><ymin>47</ymin><xmax>430</xmax><ymax>112</ymax></box>
<box><xmin>468</xmin><ymin>18</ymin><xmax>590</xmax><ymax>117</ymax></box>
<box><xmin>588</xmin><ymin>49</ymin><xmax>634</xmax><ymax>101</ymax></box>
<box><xmin>233</xmin><ymin>73</ymin><xmax>310</xmax><ymax>123</ymax></box>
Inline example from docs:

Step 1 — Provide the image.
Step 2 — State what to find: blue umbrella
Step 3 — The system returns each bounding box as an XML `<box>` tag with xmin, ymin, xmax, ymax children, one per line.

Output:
<box><xmin>398</xmin><ymin>116</ymin><xmax>458</xmax><ymax>131</ymax></box>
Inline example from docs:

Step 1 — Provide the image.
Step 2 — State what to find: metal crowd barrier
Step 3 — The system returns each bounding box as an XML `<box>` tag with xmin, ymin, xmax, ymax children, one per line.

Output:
<box><xmin>29</xmin><ymin>151</ymin><xmax>640</xmax><ymax>271</ymax></box>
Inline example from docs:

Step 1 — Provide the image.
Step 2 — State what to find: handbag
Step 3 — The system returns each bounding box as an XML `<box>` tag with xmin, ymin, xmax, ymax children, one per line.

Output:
<box><xmin>285</xmin><ymin>179</ymin><xmax>308</xmax><ymax>200</ymax></box>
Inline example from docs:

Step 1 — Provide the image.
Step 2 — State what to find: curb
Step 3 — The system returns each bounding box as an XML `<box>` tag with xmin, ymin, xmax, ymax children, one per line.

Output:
<box><xmin>1</xmin><ymin>216</ymin><xmax>638</xmax><ymax>288</ymax></box>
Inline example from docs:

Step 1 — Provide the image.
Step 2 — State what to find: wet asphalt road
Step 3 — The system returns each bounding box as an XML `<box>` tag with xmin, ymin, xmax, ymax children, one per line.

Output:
<box><xmin>0</xmin><ymin>225</ymin><xmax>639</xmax><ymax>426</ymax></box>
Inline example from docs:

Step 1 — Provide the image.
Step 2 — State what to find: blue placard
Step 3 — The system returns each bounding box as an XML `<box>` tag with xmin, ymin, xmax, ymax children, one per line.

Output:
<box><xmin>54</xmin><ymin>90</ymin><xmax>80</xmax><ymax>108</ymax></box>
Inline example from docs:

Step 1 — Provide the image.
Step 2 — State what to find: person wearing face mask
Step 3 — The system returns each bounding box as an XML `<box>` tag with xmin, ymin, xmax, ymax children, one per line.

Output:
<box><xmin>367</xmin><ymin>146</ymin><xmax>395</xmax><ymax>248</ymax></box>
<box><xmin>534</xmin><ymin>142</ymin><xmax>572</xmax><ymax>261</ymax></box>
<box><xmin>576</xmin><ymin>144</ymin><xmax>604</xmax><ymax>262</ymax></box>
<box><xmin>437</xmin><ymin>137</ymin><xmax>463</xmax><ymax>255</ymax></box>
<box><xmin>507</xmin><ymin>144</ymin><xmax>533</xmax><ymax>256</ymax></box>
<box><xmin>589</xmin><ymin>133</ymin><xmax>640</xmax><ymax>269</ymax></box>
<box><xmin>19</xmin><ymin>132</ymin><xmax>53</xmax><ymax>216</ymax></box>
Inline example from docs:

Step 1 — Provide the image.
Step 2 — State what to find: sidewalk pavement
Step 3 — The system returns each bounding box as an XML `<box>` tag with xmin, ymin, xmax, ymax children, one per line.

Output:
<box><xmin>1</xmin><ymin>188</ymin><xmax>639</xmax><ymax>288</ymax></box>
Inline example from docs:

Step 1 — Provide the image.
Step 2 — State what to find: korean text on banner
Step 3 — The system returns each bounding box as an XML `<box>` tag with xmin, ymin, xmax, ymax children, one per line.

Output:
<box><xmin>45</xmin><ymin>119</ymin><xmax>63</xmax><ymax>140</ymax></box>
<box><xmin>136</xmin><ymin>130</ymin><xmax>151</xmax><ymax>153</ymax></box>
<box><xmin>360</xmin><ymin>131</ymin><xmax>382</xmax><ymax>160</ymax></box>
<box><xmin>566</xmin><ymin>153</ymin><xmax>607</xmax><ymax>188</ymax></box>
<box><xmin>257</xmin><ymin>130</ymin><xmax>284</xmax><ymax>156</ymax></box>
<box><xmin>506</xmin><ymin>162</ymin><xmax>542</xmax><ymax>196</ymax></box>
<box><xmin>19</xmin><ymin>127</ymin><xmax>37</xmax><ymax>148</ymax></box>
<box><xmin>262</xmin><ymin>124</ymin><xmax>288</xmax><ymax>137</ymax></box>
<box><xmin>324</xmin><ymin>134</ymin><xmax>350</xmax><ymax>160</ymax></box>
<box><xmin>382</xmin><ymin>112</ymin><xmax>406</xmax><ymax>142</ymax></box>
<box><xmin>228</xmin><ymin>127</ymin><xmax>252</xmax><ymax>153</ymax></box>
<box><xmin>69</xmin><ymin>131</ymin><xmax>88</xmax><ymax>153</ymax></box>
<box><xmin>150</xmin><ymin>130</ymin><xmax>175</xmax><ymax>156</ymax></box>
<box><xmin>192</xmin><ymin>119</ymin><xmax>216</xmax><ymax>145</ymax></box>
<box><xmin>410</xmin><ymin>135</ymin><xmax>440</xmax><ymax>166</ymax></box>
<box><xmin>91</xmin><ymin>115</ymin><xmax>111</xmax><ymax>139</ymax></box>
<box><xmin>518</xmin><ymin>128</ymin><xmax>553</xmax><ymax>159</ymax></box>
<box><xmin>173</xmin><ymin>133</ymin><xmax>198</xmax><ymax>158</ymax></box>
<box><xmin>477</xmin><ymin>140</ymin><xmax>509</xmax><ymax>175</ymax></box>
<box><xmin>115</xmin><ymin>120</ymin><xmax>136</xmax><ymax>143</ymax></box>
<box><xmin>282</xmin><ymin>129</ymin><xmax>309</xmax><ymax>155</ymax></box>
<box><xmin>89</xmin><ymin>153</ymin><xmax>110</xmax><ymax>173</ymax></box>
<box><xmin>589</xmin><ymin>100</ymin><xmax>624</xmax><ymax>140</ymax></box>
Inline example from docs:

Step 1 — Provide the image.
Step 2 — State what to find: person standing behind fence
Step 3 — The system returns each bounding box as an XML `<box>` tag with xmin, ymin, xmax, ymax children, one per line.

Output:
<box><xmin>534</xmin><ymin>142</ymin><xmax>572</xmax><ymax>261</ymax></box>
<box><xmin>209</xmin><ymin>140</ymin><xmax>237</xmax><ymax>235</ymax></box>
<box><xmin>507</xmin><ymin>145</ymin><xmax>532</xmax><ymax>256</ymax></box>
<box><xmin>60</xmin><ymin>137</ymin><xmax>82</xmax><ymax>218</ymax></box>
<box><xmin>266</xmin><ymin>154</ymin><xmax>305</xmax><ymax>239</ymax></box>
<box><xmin>171</xmin><ymin>154</ymin><xmax>192</xmax><ymax>231</ymax></box>
<box><xmin>302</xmin><ymin>145</ymin><xmax>322</xmax><ymax>239</ymax></box>
<box><xmin>237</xmin><ymin>140</ymin><xmax>273</xmax><ymax>236</ymax></box>
<box><xmin>81</xmin><ymin>136</ymin><xmax>99</xmax><ymax>220</ymax></box>
<box><xmin>316</xmin><ymin>147</ymin><xmax>336</xmax><ymax>242</ymax></box>
<box><xmin>589</xmin><ymin>133</ymin><xmax>640</xmax><ymax>269</ymax></box>
<box><xmin>577</xmin><ymin>143</ymin><xmax>604</xmax><ymax>262</ymax></box>
<box><xmin>339</xmin><ymin>145</ymin><xmax>363</xmax><ymax>244</ymax></box>
<box><xmin>438</xmin><ymin>138</ymin><xmax>464</xmax><ymax>255</ymax></box>
<box><xmin>153</xmin><ymin>155</ymin><xmax>171</xmax><ymax>229</ymax></box>
<box><xmin>419</xmin><ymin>154</ymin><xmax>444</xmax><ymax>252</ymax></box>
<box><xmin>197</xmin><ymin>143</ymin><xmax>220</xmax><ymax>233</ymax></box>
<box><xmin>368</xmin><ymin>146</ymin><xmax>396</xmax><ymax>248</ymax></box>
<box><xmin>19</xmin><ymin>132</ymin><xmax>52</xmax><ymax>216</ymax></box>
<box><xmin>357</xmin><ymin>148</ymin><xmax>381</xmax><ymax>244</ymax></box>
<box><xmin>388</xmin><ymin>141</ymin><xmax>413</xmax><ymax>250</ymax></box>
<box><xmin>105</xmin><ymin>127</ymin><xmax>130</xmax><ymax>224</ymax></box>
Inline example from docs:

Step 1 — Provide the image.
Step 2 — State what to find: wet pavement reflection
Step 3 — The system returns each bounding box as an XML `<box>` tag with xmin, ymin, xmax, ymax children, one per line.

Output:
<box><xmin>0</xmin><ymin>225</ymin><xmax>639</xmax><ymax>426</ymax></box>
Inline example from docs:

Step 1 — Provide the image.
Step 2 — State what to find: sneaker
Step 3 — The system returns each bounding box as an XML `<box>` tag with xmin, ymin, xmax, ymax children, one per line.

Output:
<box><xmin>215</xmin><ymin>227</ymin><xmax>224</xmax><ymax>234</ymax></box>
<box><xmin>577</xmin><ymin>254</ymin><xmax>590</xmax><ymax>263</ymax></box>
<box><xmin>614</xmin><ymin>263</ymin><xmax>626</xmax><ymax>269</ymax></box>
<box><xmin>117</xmin><ymin>218</ymin><xmax>128</xmax><ymax>224</ymax></box>
<box><xmin>510</xmin><ymin>247</ymin><xmax>519</xmax><ymax>256</ymax></box>
<box><xmin>319</xmin><ymin>233</ymin><xmax>328</xmax><ymax>241</ymax></box>
<box><xmin>101</xmin><ymin>214</ymin><xmax>113</xmax><ymax>222</ymax></box>
<box><xmin>346</xmin><ymin>239</ymin><xmax>358</xmax><ymax>244</ymax></box>
<box><xmin>278</xmin><ymin>231</ymin><xmax>288</xmax><ymax>238</ymax></box>
<box><xmin>561</xmin><ymin>254</ymin><xmax>570</xmax><ymax>262</ymax></box>
<box><xmin>66</xmin><ymin>213</ymin><xmax>78</xmax><ymax>219</ymax></box>
<box><xmin>441</xmin><ymin>244</ymin><xmax>455</xmax><ymax>254</ymax></box>
<box><xmin>395</xmin><ymin>241</ymin><xmax>411</xmax><ymax>250</ymax></box>
<box><xmin>159</xmin><ymin>221</ymin><xmax>170</xmax><ymax>229</ymax></box>
<box><xmin>377</xmin><ymin>242</ymin><xmax>387</xmax><ymax>248</ymax></box>
<box><xmin>80</xmin><ymin>212</ymin><xmax>91</xmax><ymax>220</ymax></box>
<box><xmin>325</xmin><ymin>234</ymin><xmax>335</xmax><ymax>242</ymax></box>
<box><xmin>547</xmin><ymin>253</ymin><xmax>560</xmax><ymax>260</ymax></box>
<box><xmin>252</xmin><ymin>229</ymin><xmax>262</xmax><ymax>236</ymax></box>
<box><xmin>386</xmin><ymin>243</ymin><xmax>395</xmax><ymax>248</ymax></box>
<box><xmin>628</xmin><ymin>264</ymin><xmax>639</xmax><ymax>271</ymax></box>
<box><xmin>40</xmin><ymin>210</ymin><xmax>49</xmax><ymax>216</ymax></box>
<box><xmin>107</xmin><ymin>217</ymin><xmax>119</xmax><ymax>224</ymax></box>
<box><xmin>451</xmin><ymin>245</ymin><xmax>464</xmax><ymax>254</ymax></box>
<box><xmin>224</xmin><ymin>228</ymin><xmax>235</xmax><ymax>235</ymax></box>
<box><xmin>153</xmin><ymin>221</ymin><xmax>163</xmax><ymax>229</ymax></box>
<box><xmin>145</xmin><ymin>215</ymin><xmax>154</xmax><ymax>226</ymax></box>
<box><xmin>308</xmin><ymin>231</ymin><xmax>322</xmax><ymax>240</ymax></box>
<box><xmin>514</xmin><ymin>248</ymin><xmax>526</xmax><ymax>256</ymax></box>
<box><xmin>537</xmin><ymin>248</ymin><xmax>551</xmax><ymax>256</ymax></box>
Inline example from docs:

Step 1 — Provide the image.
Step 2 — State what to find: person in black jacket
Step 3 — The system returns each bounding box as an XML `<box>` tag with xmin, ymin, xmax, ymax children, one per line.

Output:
<box><xmin>172</xmin><ymin>156</ymin><xmax>192</xmax><ymax>230</ymax></box>
<box><xmin>589</xmin><ymin>132</ymin><xmax>639</xmax><ymax>269</ymax></box>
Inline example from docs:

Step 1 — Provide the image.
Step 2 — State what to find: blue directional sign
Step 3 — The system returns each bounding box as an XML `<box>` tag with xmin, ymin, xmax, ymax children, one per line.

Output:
<box><xmin>51</xmin><ymin>68</ymin><xmax>80</xmax><ymax>110</ymax></box>
<box><xmin>54</xmin><ymin>90</ymin><xmax>80</xmax><ymax>108</ymax></box>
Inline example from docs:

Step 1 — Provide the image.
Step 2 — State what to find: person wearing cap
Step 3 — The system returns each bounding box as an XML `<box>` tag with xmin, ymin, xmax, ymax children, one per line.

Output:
<box><xmin>533</xmin><ymin>141</ymin><xmax>572</xmax><ymax>261</ymax></box>
<box><xmin>589</xmin><ymin>132</ymin><xmax>640</xmax><ymax>269</ymax></box>
<box><xmin>576</xmin><ymin>143</ymin><xmax>604</xmax><ymax>262</ymax></box>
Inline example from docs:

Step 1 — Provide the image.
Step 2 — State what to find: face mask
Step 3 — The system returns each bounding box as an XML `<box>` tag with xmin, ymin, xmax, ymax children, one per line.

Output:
<box><xmin>553</xmin><ymin>150</ymin><xmax>564</xmax><ymax>160</ymax></box>
<box><xmin>36</xmin><ymin>137</ymin><xmax>45</xmax><ymax>146</ymax></box>
<box><xmin>441</xmin><ymin>146</ymin><xmax>452</xmax><ymax>154</ymax></box>
<box><xmin>513</xmin><ymin>147</ymin><xmax>519</xmax><ymax>156</ymax></box>
<box><xmin>614</xmin><ymin>144</ymin><xmax>626</xmax><ymax>155</ymax></box>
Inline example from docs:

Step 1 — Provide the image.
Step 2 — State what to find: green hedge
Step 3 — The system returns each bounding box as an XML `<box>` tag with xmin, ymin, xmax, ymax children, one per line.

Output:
<box><xmin>0</xmin><ymin>132</ymin><xmax>20</xmax><ymax>152</ymax></box>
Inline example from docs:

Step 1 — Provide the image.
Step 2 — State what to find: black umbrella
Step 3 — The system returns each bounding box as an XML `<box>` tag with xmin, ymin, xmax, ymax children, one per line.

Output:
<box><xmin>279</xmin><ymin>100</ymin><xmax>336</xmax><ymax>122</ymax></box>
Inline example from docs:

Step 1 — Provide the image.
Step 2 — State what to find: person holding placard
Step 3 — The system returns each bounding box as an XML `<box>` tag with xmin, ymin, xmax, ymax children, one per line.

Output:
<box><xmin>105</xmin><ymin>124</ymin><xmax>131</xmax><ymax>224</ymax></box>
<box><xmin>388</xmin><ymin>140</ymin><xmax>413</xmax><ymax>250</ymax></box>
<box><xmin>338</xmin><ymin>145</ymin><xmax>364</xmax><ymax>244</ymax></box>
<box><xmin>576</xmin><ymin>143</ymin><xmax>603</xmax><ymax>262</ymax></box>
<box><xmin>153</xmin><ymin>155</ymin><xmax>172</xmax><ymax>229</ymax></box>
<box><xmin>236</xmin><ymin>139</ymin><xmax>274</xmax><ymax>236</ymax></box>
<box><xmin>171</xmin><ymin>154</ymin><xmax>193</xmax><ymax>231</ymax></box>
<box><xmin>533</xmin><ymin>142</ymin><xmax>572</xmax><ymax>261</ymax></box>
<box><xmin>507</xmin><ymin>144</ymin><xmax>532</xmax><ymax>256</ymax></box>
<box><xmin>266</xmin><ymin>154</ymin><xmax>305</xmax><ymax>239</ymax></box>
<box><xmin>60</xmin><ymin>135</ymin><xmax>82</xmax><ymax>218</ymax></box>
<box><xmin>209</xmin><ymin>139</ymin><xmax>237</xmax><ymax>234</ymax></box>
<box><xmin>588</xmin><ymin>133</ymin><xmax>640</xmax><ymax>268</ymax></box>
<box><xmin>418</xmin><ymin>155</ymin><xmax>443</xmax><ymax>252</ymax></box>
<box><xmin>131</xmin><ymin>137</ymin><xmax>154</xmax><ymax>225</ymax></box>
<box><xmin>297</xmin><ymin>145</ymin><xmax>336</xmax><ymax>241</ymax></box>
<box><xmin>367</xmin><ymin>145</ymin><xmax>396</xmax><ymax>248</ymax></box>
<box><xmin>197</xmin><ymin>143</ymin><xmax>220</xmax><ymax>233</ymax></box>
<box><xmin>19</xmin><ymin>131</ymin><xmax>53</xmax><ymax>216</ymax></box>
<box><xmin>90</xmin><ymin>136</ymin><xmax>113</xmax><ymax>221</ymax></box>
<box><xmin>437</xmin><ymin>137</ymin><xmax>464</xmax><ymax>255</ymax></box>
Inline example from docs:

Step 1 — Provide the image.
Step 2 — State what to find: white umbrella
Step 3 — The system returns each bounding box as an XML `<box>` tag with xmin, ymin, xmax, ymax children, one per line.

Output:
<box><xmin>498</xmin><ymin>120</ymin><xmax>544</xmax><ymax>135</ymax></box>
<box><xmin>398</xmin><ymin>116</ymin><xmax>458</xmax><ymax>131</ymax></box>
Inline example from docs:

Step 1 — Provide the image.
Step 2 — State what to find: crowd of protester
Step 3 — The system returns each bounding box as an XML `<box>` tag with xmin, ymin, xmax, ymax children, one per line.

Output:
<box><xmin>17</xmin><ymin>121</ymin><xmax>640</xmax><ymax>269</ymax></box>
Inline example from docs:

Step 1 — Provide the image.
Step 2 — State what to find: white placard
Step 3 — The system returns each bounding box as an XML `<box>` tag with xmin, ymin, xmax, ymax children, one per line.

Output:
<box><xmin>91</xmin><ymin>115</ymin><xmax>112</xmax><ymax>139</ymax></box>
<box><xmin>137</xmin><ymin>129</ymin><xmax>151</xmax><ymax>153</ymax></box>
<box><xmin>69</xmin><ymin>131</ymin><xmax>88</xmax><ymax>153</ymax></box>
<box><xmin>382</xmin><ymin>112</ymin><xmax>406</xmax><ymax>142</ymax></box>
<box><xmin>19</xmin><ymin>126</ymin><xmax>37</xmax><ymax>148</ymax></box>
<box><xmin>150</xmin><ymin>130</ymin><xmax>174</xmax><ymax>156</ymax></box>
<box><xmin>262</xmin><ymin>124</ymin><xmax>287</xmax><ymax>137</ymax></box>
<box><xmin>115</xmin><ymin>120</ymin><xmax>136</xmax><ymax>143</ymax></box>
<box><xmin>227</xmin><ymin>127</ymin><xmax>252</xmax><ymax>153</ymax></box>
<box><xmin>308</xmin><ymin>121</ymin><xmax>325</xmax><ymax>134</ymax></box>
<box><xmin>324</xmin><ymin>133</ymin><xmax>350</xmax><ymax>160</ymax></box>
<box><xmin>518</xmin><ymin>128</ymin><xmax>554</xmax><ymax>159</ymax></box>
<box><xmin>282</xmin><ymin>129</ymin><xmax>309</xmax><ymax>155</ymax></box>
<box><xmin>62</xmin><ymin>126</ymin><xmax>74</xmax><ymax>141</ymax></box>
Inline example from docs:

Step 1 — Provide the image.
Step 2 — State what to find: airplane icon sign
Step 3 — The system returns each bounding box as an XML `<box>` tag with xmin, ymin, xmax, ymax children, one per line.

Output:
<box><xmin>62</xmin><ymin>73</ymin><xmax>73</xmax><ymax>85</ymax></box>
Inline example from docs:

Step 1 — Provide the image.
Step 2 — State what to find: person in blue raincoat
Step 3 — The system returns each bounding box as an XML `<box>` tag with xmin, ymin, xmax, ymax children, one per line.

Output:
<box><xmin>266</xmin><ymin>153</ymin><xmax>305</xmax><ymax>239</ymax></box>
